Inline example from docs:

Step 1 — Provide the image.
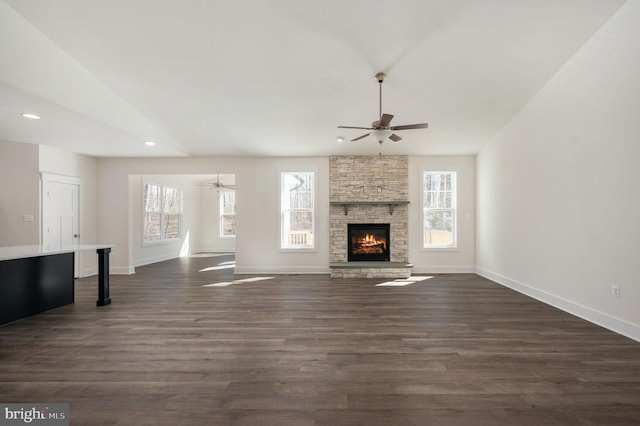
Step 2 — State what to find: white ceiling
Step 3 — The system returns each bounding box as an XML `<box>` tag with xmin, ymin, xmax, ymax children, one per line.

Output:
<box><xmin>0</xmin><ymin>0</ymin><xmax>627</xmax><ymax>158</ymax></box>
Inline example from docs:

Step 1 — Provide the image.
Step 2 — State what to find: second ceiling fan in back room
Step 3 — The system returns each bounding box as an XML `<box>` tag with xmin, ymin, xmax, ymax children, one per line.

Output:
<box><xmin>197</xmin><ymin>175</ymin><xmax>236</xmax><ymax>191</ymax></box>
<box><xmin>338</xmin><ymin>72</ymin><xmax>429</xmax><ymax>145</ymax></box>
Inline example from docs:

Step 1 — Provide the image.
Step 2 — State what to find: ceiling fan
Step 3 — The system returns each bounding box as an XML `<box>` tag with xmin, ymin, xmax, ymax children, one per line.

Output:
<box><xmin>338</xmin><ymin>72</ymin><xmax>429</xmax><ymax>144</ymax></box>
<box><xmin>198</xmin><ymin>175</ymin><xmax>235</xmax><ymax>190</ymax></box>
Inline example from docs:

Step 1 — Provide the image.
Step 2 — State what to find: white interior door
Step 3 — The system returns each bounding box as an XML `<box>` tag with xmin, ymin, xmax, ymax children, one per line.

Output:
<box><xmin>42</xmin><ymin>174</ymin><xmax>81</xmax><ymax>276</ymax></box>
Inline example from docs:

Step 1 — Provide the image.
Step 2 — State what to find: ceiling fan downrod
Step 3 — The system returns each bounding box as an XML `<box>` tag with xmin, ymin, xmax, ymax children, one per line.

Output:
<box><xmin>375</xmin><ymin>72</ymin><xmax>386</xmax><ymax>122</ymax></box>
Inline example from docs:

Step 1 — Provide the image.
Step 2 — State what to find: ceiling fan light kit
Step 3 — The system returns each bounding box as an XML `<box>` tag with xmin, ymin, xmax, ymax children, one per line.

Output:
<box><xmin>371</xmin><ymin>129</ymin><xmax>392</xmax><ymax>143</ymax></box>
<box><xmin>338</xmin><ymin>72</ymin><xmax>429</xmax><ymax>145</ymax></box>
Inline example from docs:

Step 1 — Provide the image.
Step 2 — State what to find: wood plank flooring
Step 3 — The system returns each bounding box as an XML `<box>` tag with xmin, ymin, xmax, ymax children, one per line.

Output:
<box><xmin>1</xmin><ymin>254</ymin><xmax>640</xmax><ymax>425</ymax></box>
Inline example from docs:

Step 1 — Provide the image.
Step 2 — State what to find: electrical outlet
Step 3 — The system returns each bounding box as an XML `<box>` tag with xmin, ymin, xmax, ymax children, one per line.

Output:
<box><xmin>611</xmin><ymin>284</ymin><xmax>620</xmax><ymax>297</ymax></box>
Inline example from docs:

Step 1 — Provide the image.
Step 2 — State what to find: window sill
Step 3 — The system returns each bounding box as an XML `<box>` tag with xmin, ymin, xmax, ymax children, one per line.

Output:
<box><xmin>142</xmin><ymin>238</ymin><xmax>182</xmax><ymax>247</ymax></box>
<box><xmin>278</xmin><ymin>247</ymin><xmax>318</xmax><ymax>253</ymax></box>
<box><xmin>421</xmin><ymin>246</ymin><xmax>459</xmax><ymax>252</ymax></box>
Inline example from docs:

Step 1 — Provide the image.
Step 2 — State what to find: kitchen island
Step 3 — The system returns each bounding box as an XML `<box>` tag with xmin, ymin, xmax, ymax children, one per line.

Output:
<box><xmin>0</xmin><ymin>244</ymin><xmax>112</xmax><ymax>326</ymax></box>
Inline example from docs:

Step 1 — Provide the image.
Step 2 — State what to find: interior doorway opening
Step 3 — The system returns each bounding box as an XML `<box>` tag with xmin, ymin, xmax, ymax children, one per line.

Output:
<box><xmin>129</xmin><ymin>174</ymin><xmax>236</xmax><ymax>269</ymax></box>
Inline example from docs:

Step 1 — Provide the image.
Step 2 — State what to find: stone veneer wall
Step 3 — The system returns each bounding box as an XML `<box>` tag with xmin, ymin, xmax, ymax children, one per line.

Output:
<box><xmin>329</xmin><ymin>156</ymin><xmax>409</xmax><ymax>269</ymax></box>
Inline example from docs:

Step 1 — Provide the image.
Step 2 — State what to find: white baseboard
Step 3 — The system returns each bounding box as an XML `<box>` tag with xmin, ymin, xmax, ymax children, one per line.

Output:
<box><xmin>412</xmin><ymin>265</ymin><xmax>476</xmax><ymax>274</ymax></box>
<box><xmin>191</xmin><ymin>248</ymin><xmax>235</xmax><ymax>254</ymax></box>
<box><xmin>79</xmin><ymin>265</ymin><xmax>134</xmax><ymax>276</ymax></box>
<box><xmin>110</xmin><ymin>266</ymin><xmax>135</xmax><ymax>275</ymax></box>
<box><xmin>476</xmin><ymin>267</ymin><xmax>640</xmax><ymax>343</ymax></box>
<box><xmin>80</xmin><ymin>267</ymin><xmax>98</xmax><ymax>277</ymax></box>
<box><xmin>134</xmin><ymin>253</ymin><xmax>179</xmax><ymax>268</ymax></box>
<box><xmin>234</xmin><ymin>265</ymin><xmax>474</xmax><ymax>275</ymax></box>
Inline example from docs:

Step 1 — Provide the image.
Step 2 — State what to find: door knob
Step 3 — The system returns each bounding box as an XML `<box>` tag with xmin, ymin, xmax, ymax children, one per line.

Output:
<box><xmin>73</xmin><ymin>234</ymin><xmax>80</xmax><ymax>238</ymax></box>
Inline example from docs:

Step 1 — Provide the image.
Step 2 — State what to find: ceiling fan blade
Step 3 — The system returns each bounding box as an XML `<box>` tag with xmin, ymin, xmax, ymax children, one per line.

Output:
<box><xmin>351</xmin><ymin>133</ymin><xmax>371</xmax><ymax>141</ymax></box>
<box><xmin>390</xmin><ymin>123</ymin><xmax>429</xmax><ymax>131</ymax></box>
<box><xmin>389</xmin><ymin>133</ymin><xmax>402</xmax><ymax>142</ymax></box>
<box><xmin>338</xmin><ymin>125</ymin><xmax>374</xmax><ymax>130</ymax></box>
<box><xmin>379</xmin><ymin>113</ymin><xmax>394</xmax><ymax>127</ymax></box>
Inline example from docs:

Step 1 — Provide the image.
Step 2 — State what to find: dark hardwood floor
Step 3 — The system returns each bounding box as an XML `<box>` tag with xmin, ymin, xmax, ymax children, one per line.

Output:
<box><xmin>1</xmin><ymin>254</ymin><xmax>640</xmax><ymax>425</ymax></box>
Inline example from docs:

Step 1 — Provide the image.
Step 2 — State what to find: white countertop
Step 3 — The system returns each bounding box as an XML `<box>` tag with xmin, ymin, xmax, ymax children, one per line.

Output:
<box><xmin>0</xmin><ymin>244</ymin><xmax>113</xmax><ymax>262</ymax></box>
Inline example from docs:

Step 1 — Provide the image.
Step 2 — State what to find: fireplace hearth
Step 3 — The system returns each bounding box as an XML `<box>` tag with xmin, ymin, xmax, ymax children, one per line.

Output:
<box><xmin>348</xmin><ymin>223</ymin><xmax>390</xmax><ymax>262</ymax></box>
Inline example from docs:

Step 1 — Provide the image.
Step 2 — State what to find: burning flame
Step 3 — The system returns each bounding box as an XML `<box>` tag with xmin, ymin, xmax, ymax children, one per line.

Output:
<box><xmin>357</xmin><ymin>234</ymin><xmax>386</xmax><ymax>248</ymax></box>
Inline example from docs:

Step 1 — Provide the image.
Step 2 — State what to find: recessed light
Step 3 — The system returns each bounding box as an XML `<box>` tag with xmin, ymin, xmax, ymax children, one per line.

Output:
<box><xmin>144</xmin><ymin>140</ymin><xmax>156</xmax><ymax>146</ymax></box>
<box><xmin>21</xmin><ymin>113</ymin><xmax>40</xmax><ymax>120</ymax></box>
<box><xmin>336</xmin><ymin>136</ymin><xmax>345</xmax><ymax>143</ymax></box>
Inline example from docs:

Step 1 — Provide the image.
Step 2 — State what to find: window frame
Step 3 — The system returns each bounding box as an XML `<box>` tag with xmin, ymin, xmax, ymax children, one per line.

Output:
<box><xmin>279</xmin><ymin>170</ymin><xmax>317</xmax><ymax>251</ymax></box>
<box><xmin>422</xmin><ymin>170</ymin><xmax>458</xmax><ymax>250</ymax></box>
<box><xmin>142</xmin><ymin>181</ymin><xmax>183</xmax><ymax>246</ymax></box>
<box><xmin>219</xmin><ymin>190</ymin><xmax>236</xmax><ymax>239</ymax></box>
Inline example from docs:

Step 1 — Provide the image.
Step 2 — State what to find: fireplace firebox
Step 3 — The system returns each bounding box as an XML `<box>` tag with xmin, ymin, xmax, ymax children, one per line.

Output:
<box><xmin>348</xmin><ymin>223</ymin><xmax>390</xmax><ymax>262</ymax></box>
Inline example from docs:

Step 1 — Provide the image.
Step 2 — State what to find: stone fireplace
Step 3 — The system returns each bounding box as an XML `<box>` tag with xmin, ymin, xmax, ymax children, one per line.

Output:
<box><xmin>329</xmin><ymin>155</ymin><xmax>412</xmax><ymax>278</ymax></box>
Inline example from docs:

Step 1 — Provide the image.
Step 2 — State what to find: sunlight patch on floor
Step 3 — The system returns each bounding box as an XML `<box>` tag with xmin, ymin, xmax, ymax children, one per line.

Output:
<box><xmin>199</xmin><ymin>261</ymin><xmax>235</xmax><ymax>272</ymax></box>
<box><xmin>376</xmin><ymin>276</ymin><xmax>433</xmax><ymax>287</ymax></box>
<box><xmin>203</xmin><ymin>276</ymin><xmax>275</xmax><ymax>287</ymax></box>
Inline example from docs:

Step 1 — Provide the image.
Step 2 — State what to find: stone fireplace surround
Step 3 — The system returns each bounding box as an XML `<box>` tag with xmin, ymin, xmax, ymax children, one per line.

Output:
<box><xmin>329</xmin><ymin>155</ymin><xmax>412</xmax><ymax>278</ymax></box>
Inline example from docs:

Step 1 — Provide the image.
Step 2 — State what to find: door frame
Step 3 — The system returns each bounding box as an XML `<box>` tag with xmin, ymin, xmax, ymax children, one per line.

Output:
<box><xmin>41</xmin><ymin>173</ymin><xmax>83</xmax><ymax>277</ymax></box>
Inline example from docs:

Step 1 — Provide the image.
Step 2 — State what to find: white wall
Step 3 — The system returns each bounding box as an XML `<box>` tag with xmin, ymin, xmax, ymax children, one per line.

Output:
<box><xmin>0</xmin><ymin>141</ymin><xmax>99</xmax><ymax>276</ymax></box>
<box><xmin>98</xmin><ymin>154</ymin><xmax>477</xmax><ymax>275</ymax></box>
<box><xmin>234</xmin><ymin>157</ymin><xmax>329</xmax><ymax>274</ymax></box>
<box><xmin>409</xmin><ymin>156</ymin><xmax>476</xmax><ymax>273</ymax></box>
<box><xmin>96</xmin><ymin>159</ymin><xmax>132</xmax><ymax>274</ymax></box>
<box><xmin>0</xmin><ymin>140</ymin><xmax>39</xmax><ymax>246</ymax></box>
<box><xmin>476</xmin><ymin>0</ymin><xmax>640</xmax><ymax>341</ymax></box>
<box><xmin>197</xmin><ymin>186</ymin><xmax>236</xmax><ymax>253</ymax></box>
<box><xmin>96</xmin><ymin>156</ymin><xmax>330</xmax><ymax>274</ymax></box>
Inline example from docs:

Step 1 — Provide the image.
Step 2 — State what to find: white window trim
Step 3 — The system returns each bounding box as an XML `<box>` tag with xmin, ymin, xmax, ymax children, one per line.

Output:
<box><xmin>278</xmin><ymin>168</ymin><xmax>318</xmax><ymax>252</ymax></box>
<box><xmin>219</xmin><ymin>190</ymin><xmax>236</xmax><ymax>239</ymax></box>
<box><xmin>421</xmin><ymin>170</ymin><xmax>458</xmax><ymax>250</ymax></box>
<box><xmin>142</xmin><ymin>181</ymin><xmax>183</xmax><ymax>246</ymax></box>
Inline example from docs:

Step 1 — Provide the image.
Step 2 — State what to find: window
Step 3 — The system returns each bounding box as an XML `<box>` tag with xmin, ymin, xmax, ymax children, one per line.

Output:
<box><xmin>423</xmin><ymin>171</ymin><xmax>457</xmax><ymax>249</ymax></box>
<box><xmin>143</xmin><ymin>183</ymin><xmax>182</xmax><ymax>243</ymax></box>
<box><xmin>219</xmin><ymin>191</ymin><xmax>236</xmax><ymax>238</ymax></box>
<box><xmin>280</xmin><ymin>172</ymin><xmax>315</xmax><ymax>249</ymax></box>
